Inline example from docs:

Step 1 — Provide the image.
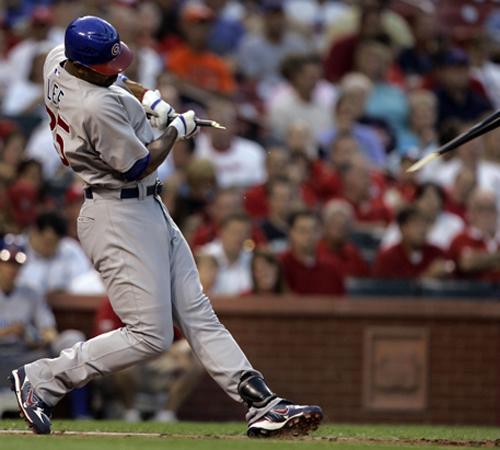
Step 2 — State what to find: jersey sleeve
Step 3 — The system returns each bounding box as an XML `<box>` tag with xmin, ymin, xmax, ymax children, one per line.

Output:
<box><xmin>84</xmin><ymin>93</ymin><xmax>150</xmax><ymax>174</ymax></box>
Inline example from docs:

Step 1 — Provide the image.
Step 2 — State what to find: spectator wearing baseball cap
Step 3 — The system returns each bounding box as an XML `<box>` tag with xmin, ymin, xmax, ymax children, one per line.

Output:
<box><xmin>433</xmin><ymin>47</ymin><xmax>493</xmax><ymax>127</ymax></box>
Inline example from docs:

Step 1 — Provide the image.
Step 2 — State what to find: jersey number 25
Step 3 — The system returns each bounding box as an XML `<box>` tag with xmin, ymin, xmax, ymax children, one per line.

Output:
<box><xmin>45</xmin><ymin>106</ymin><xmax>70</xmax><ymax>166</ymax></box>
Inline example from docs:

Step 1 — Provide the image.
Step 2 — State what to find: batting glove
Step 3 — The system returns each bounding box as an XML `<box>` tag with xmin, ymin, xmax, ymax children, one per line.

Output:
<box><xmin>168</xmin><ymin>110</ymin><xmax>199</xmax><ymax>141</ymax></box>
<box><xmin>142</xmin><ymin>89</ymin><xmax>176</xmax><ymax>129</ymax></box>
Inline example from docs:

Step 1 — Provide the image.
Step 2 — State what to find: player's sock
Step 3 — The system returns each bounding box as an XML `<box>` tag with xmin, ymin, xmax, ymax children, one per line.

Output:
<box><xmin>237</xmin><ymin>371</ymin><xmax>277</xmax><ymax>408</ymax></box>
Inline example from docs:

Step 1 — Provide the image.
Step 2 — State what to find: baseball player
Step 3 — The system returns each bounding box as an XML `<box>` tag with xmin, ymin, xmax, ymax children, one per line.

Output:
<box><xmin>9</xmin><ymin>16</ymin><xmax>323</xmax><ymax>437</ymax></box>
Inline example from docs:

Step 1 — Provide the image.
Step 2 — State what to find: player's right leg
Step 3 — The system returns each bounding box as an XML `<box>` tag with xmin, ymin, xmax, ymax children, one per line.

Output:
<box><xmin>161</xmin><ymin>208</ymin><xmax>323</xmax><ymax>437</ymax></box>
<box><xmin>11</xmin><ymin>196</ymin><xmax>176</xmax><ymax>433</ymax></box>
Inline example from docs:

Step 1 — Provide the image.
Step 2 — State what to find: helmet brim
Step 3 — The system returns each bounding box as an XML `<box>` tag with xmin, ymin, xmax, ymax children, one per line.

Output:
<box><xmin>89</xmin><ymin>41</ymin><xmax>133</xmax><ymax>76</ymax></box>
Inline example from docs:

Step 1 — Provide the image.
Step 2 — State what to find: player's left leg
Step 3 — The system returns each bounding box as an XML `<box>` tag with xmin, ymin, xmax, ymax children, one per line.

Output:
<box><xmin>159</xmin><ymin>205</ymin><xmax>323</xmax><ymax>437</ymax></box>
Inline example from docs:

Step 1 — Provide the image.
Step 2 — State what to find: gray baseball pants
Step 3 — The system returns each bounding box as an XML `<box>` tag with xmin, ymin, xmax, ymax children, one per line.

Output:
<box><xmin>25</xmin><ymin>190</ymin><xmax>254</xmax><ymax>406</ymax></box>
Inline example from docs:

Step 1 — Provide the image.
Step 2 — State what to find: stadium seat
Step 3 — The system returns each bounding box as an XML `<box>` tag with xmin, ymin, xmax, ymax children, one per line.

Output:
<box><xmin>419</xmin><ymin>279</ymin><xmax>498</xmax><ymax>299</ymax></box>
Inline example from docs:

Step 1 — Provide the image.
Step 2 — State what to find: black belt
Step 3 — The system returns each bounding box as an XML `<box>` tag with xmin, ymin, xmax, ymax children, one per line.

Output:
<box><xmin>84</xmin><ymin>181</ymin><xmax>163</xmax><ymax>200</ymax></box>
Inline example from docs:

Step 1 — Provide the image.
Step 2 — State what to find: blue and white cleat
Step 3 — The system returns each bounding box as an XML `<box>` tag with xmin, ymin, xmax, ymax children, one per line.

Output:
<box><xmin>247</xmin><ymin>400</ymin><xmax>323</xmax><ymax>438</ymax></box>
<box><xmin>9</xmin><ymin>367</ymin><xmax>52</xmax><ymax>434</ymax></box>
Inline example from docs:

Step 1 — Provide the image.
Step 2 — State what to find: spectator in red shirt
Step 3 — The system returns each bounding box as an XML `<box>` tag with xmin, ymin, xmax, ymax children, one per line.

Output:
<box><xmin>323</xmin><ymin>2</ymin><xmax>388</xmax><ymax>83</ymax></box>
<box><xmin>285</xmin><ymin>121</ymin><xmax>341</xmax><ymax>203</ymax></box>
<box><xmin>381</xmin><ymin>182</ymin><xmax>464</xmax><ymax>251</ymax></box>
<box><xmin>337</xmin><ymin>154</ymin><xmax>392</xmax><ymax>234</ymax></box>
<box><xmin>244</xmin><ymin>145</ymin><xmax>289</xmax><ymax>220</ymax></box>
<box><xmin>317</xmin><ymin>199</ymin><xmax>369</xmax><ymax>278</ymax></box>
<box><xmin>280</xmin><ymin>210</ymin><xmax>344</xmax><ymax>295</ymax></box>
<box><xmin>6</xmin><ymin>159</ymin><xmax>44</xmax><ymax>231</ymax></box>
<box><xmin>191</xmin><ymin>187</ymin><xmax>266</xmax><ymax>249</ymax></box>
<box><xmin>383</xmin><ymin>151</ymin><xmax>420</xmax><ymax>212</ymax></box>
<box><xmin>372</xmin><ymin>206</ymin><xmax>454</xmax><ymax>279</ymax></box>
<box><xmin>190</xmin><ymin>187</ymin><xmax>242</xmax><ymax>248</ymax></box>
<box><xmin>448</xmin><ymin>189</ymin><xmax>500</xmax><ymax>282</ymax></box>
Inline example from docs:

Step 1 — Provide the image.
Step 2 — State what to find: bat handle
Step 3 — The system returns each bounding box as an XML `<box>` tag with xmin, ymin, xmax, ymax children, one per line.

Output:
<box><xmin>195</xmin><ymin>118</ymin><xmax>217</xmax><ymax>127</ymax></box>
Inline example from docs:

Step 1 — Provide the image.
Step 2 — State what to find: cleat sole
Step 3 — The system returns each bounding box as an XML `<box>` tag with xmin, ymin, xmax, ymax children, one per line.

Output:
<box><xmin>248</xmin><ymin>409</ymin><xmax>323</xmax><ymax>439</ymax></box>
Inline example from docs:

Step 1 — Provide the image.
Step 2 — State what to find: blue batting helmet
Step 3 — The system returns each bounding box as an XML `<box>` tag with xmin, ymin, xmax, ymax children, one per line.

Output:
<box><xmin>64</xmin><ymin>16</ymin><xmax>133</xmax><ymax>76</ymax></box>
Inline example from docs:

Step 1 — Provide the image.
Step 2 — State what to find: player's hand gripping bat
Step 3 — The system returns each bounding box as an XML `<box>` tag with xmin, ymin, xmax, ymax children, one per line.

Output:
<box><xmin>120</xmin><ymin>76</ymin><xmax>226</xmax><ymax>130</ymax></box>
<box><xmin>407</xmin><ymin>109</ymin><xmax>500</xmax><ymax>173</ymax></box>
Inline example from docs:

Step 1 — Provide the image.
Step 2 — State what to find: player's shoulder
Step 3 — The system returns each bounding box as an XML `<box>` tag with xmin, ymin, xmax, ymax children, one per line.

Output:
<box><xmin>80</xmin><ymin>85</ymin><xmax>127</xmax><ymax>121</ymax></box>
<box><xmin>83</xmin><ymin>83</ymin><xmax>139</xmax><ymax>115</ymax></box>
<box><xmin>43</xmin><ymin>44</ymin><xmax>66</xmax><ymax>76</ymax></box>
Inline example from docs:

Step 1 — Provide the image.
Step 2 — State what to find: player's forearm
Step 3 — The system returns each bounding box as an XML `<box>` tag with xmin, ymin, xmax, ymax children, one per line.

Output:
<box><xmin>142</xmin><ymin>127</ymin><xmax>178</xmax><ymax>178</ymax></box>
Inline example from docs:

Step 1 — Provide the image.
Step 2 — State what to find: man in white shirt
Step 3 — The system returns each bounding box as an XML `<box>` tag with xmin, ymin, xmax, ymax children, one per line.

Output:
<box><xmin>17</xmin><ymin>211</ymin><xmax>93</xmax><ymax>296</ymax></box>
<box><xmin>195</xmin><ymin>100</ymin><xmax>266</xmax><ymax>188</ymax></box>
<box><xmin>237</xmin><ymin>0</ymin><xmax>311</xmax><ymax>99</ymax></box>
<box><xmin>266</xmin><ymin>53</ymin><xmax>335</xmax><ymax>140</ymax></box>
<box><xmin>200</xmin><ymin>213</ymin><xmax>253</xmax><ymax>296</ymax></box>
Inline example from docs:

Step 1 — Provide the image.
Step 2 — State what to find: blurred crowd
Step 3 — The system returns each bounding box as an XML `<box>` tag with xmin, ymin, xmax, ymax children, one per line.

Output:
<box><xmin>1</xmin><ymin>0</ymin><xmax>500</xmax><ymax>422</ymax></box>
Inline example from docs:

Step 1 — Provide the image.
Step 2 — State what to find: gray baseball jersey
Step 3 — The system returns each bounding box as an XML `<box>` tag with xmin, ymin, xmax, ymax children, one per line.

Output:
<box><xmin>43</xmin><ymin>45</ymin><xmax>157</xmax><ymax>188</ymax></box>
<box><xmin>25</xmin><ymin>45</ymin><xmax>255</xmax><ymax>409</ymax></box>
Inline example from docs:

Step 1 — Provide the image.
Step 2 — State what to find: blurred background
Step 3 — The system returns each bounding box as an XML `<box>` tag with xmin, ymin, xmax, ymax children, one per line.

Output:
<box><xmin>0</xmin><ymin>0</ymin><xmax>499</xmax><ymax>426</ymax></box>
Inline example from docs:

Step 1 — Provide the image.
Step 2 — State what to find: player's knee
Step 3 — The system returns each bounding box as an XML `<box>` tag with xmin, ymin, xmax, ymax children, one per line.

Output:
<box><xmin>141</xmin><ymin>326</ymin><xmax>174</xmax><ymax>355</ymax></box>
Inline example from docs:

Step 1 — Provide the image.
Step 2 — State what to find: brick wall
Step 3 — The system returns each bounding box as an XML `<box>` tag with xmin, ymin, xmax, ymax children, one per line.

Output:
<box><xmin>50</xmin><ymin>295</ymin><xmax>500</xmax><ymax>425</ymax></box>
